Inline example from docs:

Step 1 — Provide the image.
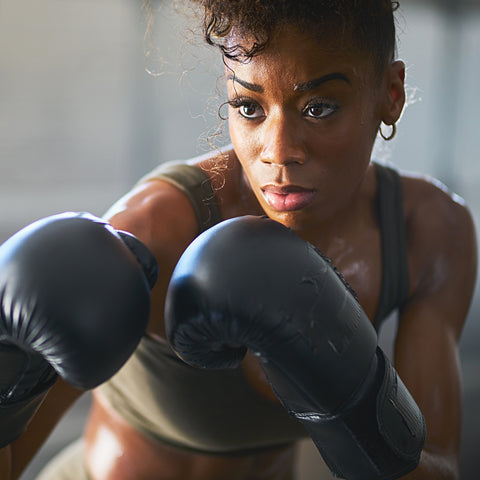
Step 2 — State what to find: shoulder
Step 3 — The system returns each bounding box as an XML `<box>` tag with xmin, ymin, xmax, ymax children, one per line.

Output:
<box><xmin>402</xmin><ymin>172</ymin><xmax>474</xmax><ymax>240</ymax></box>
<box><xmin>105</xmin><ymin>174</ymin><xmax>198</xmax><ymax>261</ymax></box>
<box><xmin>104</xmin><ymin>147</ymin><xmax>237</xmax><ymax>262</ymax></box>
<box><xmin>401</xmin><ymin>171</ymin><xmax>475</xmax><ymax>262</ymax></box>
<box><xmin>400</xmin><ymin>171</ymin><xmax>477</xmax><ymax>332</ymax></box>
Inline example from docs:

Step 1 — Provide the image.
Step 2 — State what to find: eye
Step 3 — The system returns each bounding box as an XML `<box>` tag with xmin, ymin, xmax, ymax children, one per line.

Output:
<box><xmin>229</xmin><ymin>98</ymin><xmax>265</xmax><ymax>119</ymax></box>
<box><xmin>303</xmin><ymin>101</ymin><xmax>338</xmax><ymax>120</ymax></box>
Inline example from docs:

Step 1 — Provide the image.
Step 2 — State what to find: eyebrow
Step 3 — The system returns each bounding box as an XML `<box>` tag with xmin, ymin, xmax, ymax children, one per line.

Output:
<box><xmin>226</xmin><ymin>74</ymin><xmax>263</xmax><ymax>93</ymax></box>
<box><xmin>226</xmin><ymin>71</ymin><xmax>351</xmax><ymax>94</ymax></box>
<box><xmin>294</xmin><ymin>73</ymin><xmax>351</xmax><ymax>92</ymax></box>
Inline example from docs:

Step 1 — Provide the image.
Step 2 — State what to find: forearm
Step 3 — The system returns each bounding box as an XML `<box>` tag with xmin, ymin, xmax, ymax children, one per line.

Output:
<box><xmin>394</xmin><ymin>310</ymin><xmax>464</xmax><ymax>480</ymax></box>
<box><xmin>0</xmin><ymin>446</ymin><xmax>12</xmax><ymax>480</ymax></box>
<box><xmin>5</xmin><ymin>379</ymin><xmax>84</xmax><ymax>480</ymax></box>
<box><xmin>403</xmin><ymin>450</ymin><xmax>459</xmax><ymax>480</ymax></box>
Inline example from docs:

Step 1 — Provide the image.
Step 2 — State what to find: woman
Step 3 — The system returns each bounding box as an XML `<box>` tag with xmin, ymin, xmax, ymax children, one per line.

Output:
<box><xmin>1</xmin><ymin>1</ymin><xmax>476</xmax><ymax>479</ymax></box>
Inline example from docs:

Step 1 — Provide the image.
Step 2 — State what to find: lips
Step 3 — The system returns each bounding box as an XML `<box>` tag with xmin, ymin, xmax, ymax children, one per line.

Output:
<box><xmin>261</xmin><ymin>185</ymin><xmax>316</xmax><ymax>212</ymax></box>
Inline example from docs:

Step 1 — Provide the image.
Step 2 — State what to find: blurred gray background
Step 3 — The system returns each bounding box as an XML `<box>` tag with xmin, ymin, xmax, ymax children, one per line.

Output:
<box><xmin>0</xmin><ymin>0</ymin><xmax>478</xmax><ymax>478</ymax></box>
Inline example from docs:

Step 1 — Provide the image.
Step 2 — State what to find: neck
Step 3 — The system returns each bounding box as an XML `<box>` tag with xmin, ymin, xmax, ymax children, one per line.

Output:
<box><xmin>290</xmin><ymin>166</ymin><xmax>377</xmax><ymax>254</ymax></box>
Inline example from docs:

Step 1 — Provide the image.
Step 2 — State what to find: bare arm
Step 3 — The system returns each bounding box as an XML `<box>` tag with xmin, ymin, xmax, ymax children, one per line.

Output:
<box><xmin>0</xmin><ymin>380</ymin><xmax>83</xmax><ymax>480</ymax></box>
<box><xmin>396</xmin><ymin>304</ymin><xmax>464</xmax><ymax>479</ymax></box>
<box><xmin>395</xmin><ymin>180</ymin><xmax>477</xmax><ymax>479</ymax></box>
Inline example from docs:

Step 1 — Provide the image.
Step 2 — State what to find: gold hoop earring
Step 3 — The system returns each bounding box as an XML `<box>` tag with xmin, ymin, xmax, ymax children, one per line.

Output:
<box><xmin>379</xmin><ymin>123</ymin><xmax>396</xmax><ymax>141</ymax></box>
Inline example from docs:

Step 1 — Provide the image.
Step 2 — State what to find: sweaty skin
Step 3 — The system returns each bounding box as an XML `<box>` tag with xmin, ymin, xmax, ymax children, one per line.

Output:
<box><xmin>2</xmin><ymin>26</ymin><xmax>476</xmax><ymax>480</ymax></box>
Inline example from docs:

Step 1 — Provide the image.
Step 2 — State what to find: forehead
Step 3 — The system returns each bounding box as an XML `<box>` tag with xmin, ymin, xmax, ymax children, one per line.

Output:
<box><xmin>224</xmin><ymin>26</ymin><xmax>376</xmax><ymax>87</ymax></box>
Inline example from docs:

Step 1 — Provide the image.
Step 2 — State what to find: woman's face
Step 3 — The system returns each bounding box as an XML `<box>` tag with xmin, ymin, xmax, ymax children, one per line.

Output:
<box><xmin>225</xmin><ymin>26</ymin><xmax>404</xmax><ymax>234</ymax></box>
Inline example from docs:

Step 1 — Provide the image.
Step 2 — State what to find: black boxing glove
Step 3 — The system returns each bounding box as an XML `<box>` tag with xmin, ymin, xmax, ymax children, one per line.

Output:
<box><xmin>165</xmin><ymin>215</ymin><xmax>425</xmax><ymax>480</ymax></box>
<box><xmin>0</xmin><ymin>212</ymin><xmax>158</xmax><ymax>448</ymax></box>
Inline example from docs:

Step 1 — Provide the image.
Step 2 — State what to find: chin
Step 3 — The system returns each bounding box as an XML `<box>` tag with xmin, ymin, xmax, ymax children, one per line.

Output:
<box><xmin>264</xmin><ymin>210</ymin><xmax>310</xmax><ymax>233</ymax></box>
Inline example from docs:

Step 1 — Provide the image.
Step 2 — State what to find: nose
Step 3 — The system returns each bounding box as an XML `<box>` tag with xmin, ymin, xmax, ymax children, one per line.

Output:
<box><xmin>260</xmin><ymin>112</ymin><xmax>306</xmax><ymax>166</ymax></box>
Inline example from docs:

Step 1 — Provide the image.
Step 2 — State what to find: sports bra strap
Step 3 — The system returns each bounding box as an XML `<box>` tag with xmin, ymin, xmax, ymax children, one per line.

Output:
<box><xmin>137</xmin><ymin>161</ymin><xmax>222</xmax><ymax>234</ymax></box>
<box><xmin>373</xmin><ymin>163</ymin><xmax>409</xmax><ymax>328</ymax></box>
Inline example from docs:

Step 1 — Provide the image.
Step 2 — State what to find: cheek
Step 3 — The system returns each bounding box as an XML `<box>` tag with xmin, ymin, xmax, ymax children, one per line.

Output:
<box><xmin>228</xmin><ymin>117</ymin><xmax>260</xmax><ymax>159</ymax></box>
<box><xmin>327</xmin><ymin>112</ymin><xmax>379</xmax><ymax>160</ymax></box>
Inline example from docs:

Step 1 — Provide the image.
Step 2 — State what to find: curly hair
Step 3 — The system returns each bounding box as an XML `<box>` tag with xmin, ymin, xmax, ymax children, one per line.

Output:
<box><xmin>190</xmin><ymin>0</ymin><xmax>400</xmax><ymax>73</ymax></box>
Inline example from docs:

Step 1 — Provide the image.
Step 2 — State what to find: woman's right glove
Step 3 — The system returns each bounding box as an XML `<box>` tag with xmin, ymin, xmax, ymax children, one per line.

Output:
<box><xmin>0</xmin><ymin>212</ymin><xmax>158</xmax><ymax>448</ymax></box>
<box><xmin>165</xmin><ymin>215</ymin><xmax>426</xmax><ymax>480</ymax></box>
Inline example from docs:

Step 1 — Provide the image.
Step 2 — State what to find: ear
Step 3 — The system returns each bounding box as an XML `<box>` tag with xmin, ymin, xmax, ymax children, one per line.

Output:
<box><xmin>381</xmin><ymin>60</ymin><xmax>406</xmax><ymax>125</ymax></box>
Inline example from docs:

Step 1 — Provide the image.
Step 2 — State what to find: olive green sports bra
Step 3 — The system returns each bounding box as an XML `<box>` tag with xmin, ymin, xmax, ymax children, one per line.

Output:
<box><xmin>136</xmin><ymin>160</ymin><xmax>409</xmax><ymax>327</ymax></box>
<box><xmin>99</xmin><ymin>160</ymin><xmax>409</xmax><ymax>454</ymax></box>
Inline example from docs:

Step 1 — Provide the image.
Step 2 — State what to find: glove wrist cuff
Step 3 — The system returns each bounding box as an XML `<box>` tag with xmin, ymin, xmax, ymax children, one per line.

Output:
<box><xmin>0</xmin><ymin>374</ymin><xmax>57</xmax><ymax>448</ymax></box>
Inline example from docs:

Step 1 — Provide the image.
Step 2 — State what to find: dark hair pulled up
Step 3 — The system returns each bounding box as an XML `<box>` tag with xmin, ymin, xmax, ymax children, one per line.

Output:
<box><xmin>190</xmin><ymin>0</ymin><xmax>400</xmax><ymax>72</ymax></box>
